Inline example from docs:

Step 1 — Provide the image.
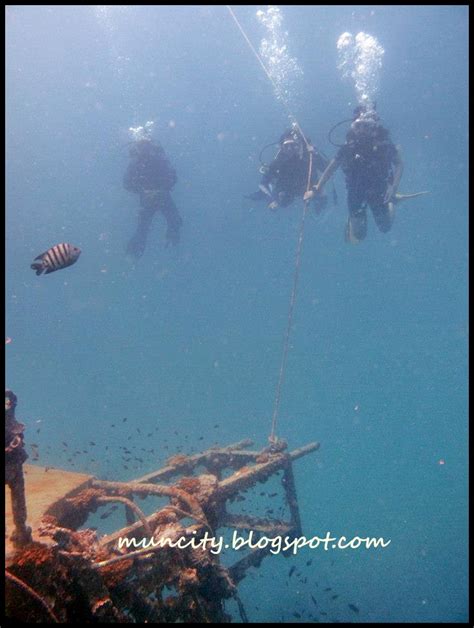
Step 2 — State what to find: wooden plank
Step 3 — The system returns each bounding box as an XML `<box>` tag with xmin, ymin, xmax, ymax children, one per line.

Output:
<box><xmin>5</xmin><ymin>464</ymin><xmax>93</xmax><ymax>560</ymax></box>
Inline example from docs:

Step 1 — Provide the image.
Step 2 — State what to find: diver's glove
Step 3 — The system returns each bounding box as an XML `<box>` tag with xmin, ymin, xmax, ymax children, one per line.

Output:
<box><xmin>304</xmin><ymin>183</ymin><xmax>320</xmax><ymax>201</ymax></box>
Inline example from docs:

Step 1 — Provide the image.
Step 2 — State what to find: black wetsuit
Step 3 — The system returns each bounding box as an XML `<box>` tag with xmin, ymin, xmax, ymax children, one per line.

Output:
<box><xmin>262</xmin><ymin>144</ymin><xmax>329</xmax><ymax>210</ymax></box>
<box><xmin>336</xmin><ymin>124</ymin><xmax>399</xmax><ymax>239</ymax></box>
<box><xmin>124</xmin><ymin>142</ymin><xmax>182</xmax><ymax>257</ymax></box>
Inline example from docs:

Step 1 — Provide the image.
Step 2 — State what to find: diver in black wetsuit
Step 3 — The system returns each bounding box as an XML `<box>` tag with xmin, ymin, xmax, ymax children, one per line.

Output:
<box><xmin>247</xmin><ymin>126</ymin><xmax>329</xmax><ymax>214</ymax></box>
<box><xmin>305</xmin><ymin>105</ymin><xmax>403</xmax><ymax>243</ymax></box>
<box><xmin>124</xmin><ymin>138</ymin><xmax>182</xmax><ymax>258</ymax></box>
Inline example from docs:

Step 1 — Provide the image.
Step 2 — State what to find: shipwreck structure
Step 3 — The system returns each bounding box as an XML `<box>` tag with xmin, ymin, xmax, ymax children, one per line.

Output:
<box><xmin>5</xmin><ymin>438</ymin><xmax>319</xmax><ymax>623</ymax></box>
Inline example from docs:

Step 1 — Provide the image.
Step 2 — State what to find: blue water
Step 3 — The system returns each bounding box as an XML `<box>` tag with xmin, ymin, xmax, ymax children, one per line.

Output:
<box><xmin>6</xmin><ymin>5</ymin><xmax>468</xmax><ymax>623</ymax></box>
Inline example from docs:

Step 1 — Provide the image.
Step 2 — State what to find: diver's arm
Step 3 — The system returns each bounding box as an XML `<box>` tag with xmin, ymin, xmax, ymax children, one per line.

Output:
<box><xmin>314</xmin><ymin>151</ymin><xmax>330</xmax><ymax>174</ymax></box>
<box><xmin>123</xmin><ymin>164</ymin><xmax>140</xmax><ymax>192</ymax></box>
<box><xmin>303</xmin><ymin>157</ymin><xmax>339</xmax><ymax>200</ymax></box>
<box><xmin>391</xmin><ymin>147</ymin><xmax>403</xmax><ymax>193</ymax></box>
<box><xmin>384</xmin><ymin>147</ymin><xmax>404</xmax><ymax>204</ymax></box>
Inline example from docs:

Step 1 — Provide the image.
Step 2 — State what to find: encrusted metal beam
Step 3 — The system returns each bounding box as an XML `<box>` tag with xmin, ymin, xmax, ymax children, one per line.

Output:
<box><xmin>134</xmin><ymin>439</ymin><xmax>254</xmax><ymax>484</ymax></box>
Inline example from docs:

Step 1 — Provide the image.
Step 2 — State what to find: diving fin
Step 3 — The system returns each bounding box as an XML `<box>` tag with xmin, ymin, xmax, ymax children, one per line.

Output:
<box><xmin>393</xmin><ymin>191</ymin><xmax>430</xmax><ymax>204</ymax></box>
<box><xmin>344</xmin><ymin>220</ymin><xmax>362</xmax><ymax>245</ymax></box>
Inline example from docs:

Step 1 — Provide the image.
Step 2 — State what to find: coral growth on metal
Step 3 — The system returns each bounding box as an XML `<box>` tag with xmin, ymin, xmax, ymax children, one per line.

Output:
<box><xmin>5</xmin><ymin>439</ymin><xmax>319</xmax><ymax>622</ymax></box>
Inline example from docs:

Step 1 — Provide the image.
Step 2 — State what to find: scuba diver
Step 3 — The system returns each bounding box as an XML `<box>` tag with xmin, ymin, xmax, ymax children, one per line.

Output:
<box><xmin>124</xmin><ymin>128</ymin><xmax>182</xmax><ymax>259</ymax></box>
<box><xmin>247</xmin><ymin>125</ymin><xmax>330</xmax><ymax>213</ymax></box>
<box><xmin>305</xmin><ymin>105</ymin><xmax>404</xmax><ymax>243</ymax></box>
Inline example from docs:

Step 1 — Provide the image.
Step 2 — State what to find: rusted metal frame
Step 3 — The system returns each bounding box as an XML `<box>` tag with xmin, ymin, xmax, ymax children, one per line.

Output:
<box><xmin>99</xmin><ymin>502</ymin><xmax>214</xmax><ymax>551</ymax></box>
<box><xmin>89</xmin><ymin>443</ymin><xmax>319</xmax><ymax>582</ymax></box>
<box><xmin>96</xmin><ymin>442</ymin><xmax>318</xmax><ymax>549</ymax></box>
<box><xmin>5</xmin><ymin>570</ymin><xmax>60</xmax><ymax>623</ymax></box>
<box><xmin>134</xmin><ymin>439</ymin><xmax>254</xmax><ymax>484</ymax></box>
<box><xmin>96</xmin><ymin>496</ymin><xmax>153</xmax><ymax>538</ymax></box>
<box><xmin>223</xmin><ymin>443</ymin><xmax>320</xmax><ymax>583</ymax></box>
<box><xmin>281</xmin><ymin>460</ymin><xmax>302</xmax><ymax>538</ymax></box>
<box><xmin>94</xmin><ymin>520</ymin><xmax>209</xmax><ymax>568</ymax></box>
<box><xmin>91</xmin><ymin>544</ymin><xmax>166</xmax><ymax>569</ymax></box>
<box><xmin>227</xmin><ymin>545</ymin><xmax>273</xmax><ymax>584</ymax></box>
<box><xmin>218</xmin><ymin>513</ymin><xmax>292</xmax><ymax>535</ymax></box>
<box><xmin>216</xmin><ymin>454</ymin><xmax>289</xmax><ymax>499</ymax></box>
<box><xmin>90</xmin><ymin>479</ymin><xmax>207</xmax><ymax>523</ymax></box>
<box><xmin>287</xmin><ymin>441</ymin><xmax>320</xmax><ymax>460</ymax></box>
<box><xmin>216</xmin><ymin>441</ymin><xmax>319</xmax><ymax>500</ymax></box>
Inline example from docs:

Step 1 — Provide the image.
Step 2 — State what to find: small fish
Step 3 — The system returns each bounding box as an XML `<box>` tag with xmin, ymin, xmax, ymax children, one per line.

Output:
<box><xmin>306</xmin><ymin>559</ymin><xmax>313</xmax><ymax>567</ymax></box>
<box><xmin>293</xmin><ymin>612</ymin><xmax>301</xmax><ymax>619</ymax></box>
<box><xmin>288</xmin><ymin>566</ymin><xmax>296</xmax><ymax>578</ymax></box>
<box><xmin>331</xmin><ymin>594</ymin><xmax>339</xmax><ymax>600</ymax></box>
<box><xmin>31</xmin><ymin>243</ymin><xmax>81</xmax><ymax>276</ymax></box>
<box><xmin>324</xmin><ymin>587</ymin><xmax>332</xmax><ymax>592</ymax></box>
<box><xmin>348</xmin><ymin>604</ymin><xmax>359</xmax><ymax>614</ymax></box>
<box><xmin>122</xmin><ymin>417</ymin><xmax>128</xmax><ymax>422</ymax></box>
<box><xmin>310</xmin><ymin>595</ymin><xmax>318</xmax><ymax>607</ymax></box>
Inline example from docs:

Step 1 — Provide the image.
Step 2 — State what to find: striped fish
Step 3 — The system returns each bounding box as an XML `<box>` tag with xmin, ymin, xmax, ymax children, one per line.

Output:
<box><xmin>31</xmin><ymin>243</ymin><xmax>81</xmax><ymax>276</ymax></box>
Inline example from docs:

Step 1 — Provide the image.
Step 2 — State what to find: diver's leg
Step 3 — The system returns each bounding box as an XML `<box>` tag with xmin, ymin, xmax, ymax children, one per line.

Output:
<box><xmin>159</xmin><ymin>193</ymin><xmax>183</xmax><ymax>247</ymax></box>
<box><xmin>346</xmin><ymin>188</ymin><xmax>367</xmax><ymax>243</ymax></box>
<box><xmin>372</xmin><ymin>202</ymin><xmax>395</xmax><ymax>233</ymax></box>
<box><xmin>127</xmin><ymin>208</ymin><xmax>155</xmax><ymax>258</ymax></box>
<box><xmin>312</xmin><ymin>192</ymin><xmax>328</xmax><ymax>215</ymax></box>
